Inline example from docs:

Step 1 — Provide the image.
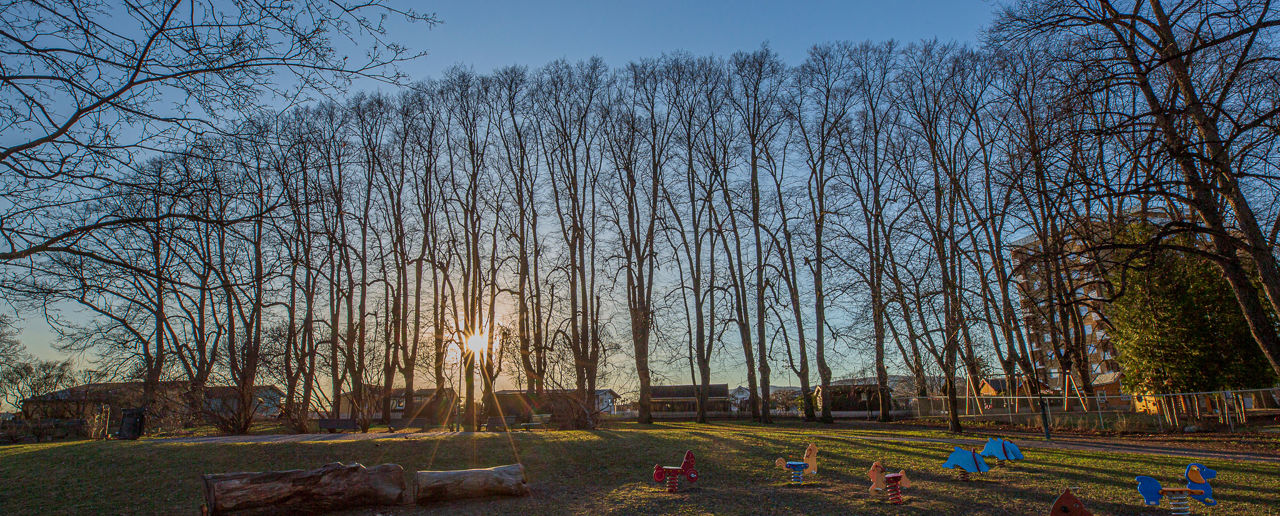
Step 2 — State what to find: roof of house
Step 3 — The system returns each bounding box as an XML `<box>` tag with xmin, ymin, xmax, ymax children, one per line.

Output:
<box><xmin>984</xmin><ymin>378</ymin><xmax>1010</xmax><ymax>392</ymax></box>
<box><xmin>651</xmin><ymin>384</ymin><xmax>729</xmax><ymax>399</ymax></box>
<box><xmin>1091</xmin><ymin>372</ymin><xmax>1123</xmax><ymax>386</ymax></box>
<box><xmin>23</xmin><ymin>381</ymin><xmax>280</xmax><ymax>404</ymax></box>
<box><xmin>831</xmin><ymin>375</ymin><xmax>919</xmax><ymax>387</ymax></box>
<box><xmin>23</xmin><ymin>381</ymin><xmax>168</xmax><ymax>403</ymax></box>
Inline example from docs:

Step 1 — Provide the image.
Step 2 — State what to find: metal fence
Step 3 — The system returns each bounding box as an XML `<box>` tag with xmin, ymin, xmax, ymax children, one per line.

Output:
<box><xmin>911</xmin><ymin>387</ymin><xmax>1280</xmax><ymax>432</ymax></box>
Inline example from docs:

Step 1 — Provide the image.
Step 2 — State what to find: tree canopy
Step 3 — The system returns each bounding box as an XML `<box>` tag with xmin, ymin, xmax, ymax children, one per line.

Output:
<box><xmin>1108</xmin><ymin>233</ymin><xmax>1278</xmax><ymax>393</ymax></box>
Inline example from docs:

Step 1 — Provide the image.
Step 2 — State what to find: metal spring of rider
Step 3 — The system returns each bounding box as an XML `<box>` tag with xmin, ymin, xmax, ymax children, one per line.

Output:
<box><xmin>1168</xmin><ymin>493</ymin><xmax>1192</xmax><ymax>515</ymax></box>
<box><xmin>886</xmin><ymin>480</ymin><xmax>903</xmax><ymax>504</ymax></box>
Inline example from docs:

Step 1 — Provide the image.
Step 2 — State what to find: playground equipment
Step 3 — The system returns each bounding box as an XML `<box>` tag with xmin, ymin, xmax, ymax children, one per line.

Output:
<box><xmin>1049</xmin><ymin>488</ymin><xmax>1092</xmax><ymax>516</ymax></box>
<box><xmin>867</xmin><ymin>461</ymin><xmax>911</xmax><ymax>505</ymax></box>
<box><xmin>941</xmin><ymin>447</ymin><xmax>989</xmax><ymax>481</ymax></box>
<box><xmin>773</xmin><ymin>443</ymin><xmax>818</xmax><ymax>484</ymax></box>
<box><xmin>980</xmin><ymin>437</ymin><xmax>1024</xmax><ymax>466</ymax></box>
<box><xmin>1136</xmin><ymin>464</ymin><xmax>1217</xmax><ymax>515</ymax></box>
<box><xmin>653</xmin><ymin>450</ymin><xmax>699</xmax><ymax>493</ymax></box>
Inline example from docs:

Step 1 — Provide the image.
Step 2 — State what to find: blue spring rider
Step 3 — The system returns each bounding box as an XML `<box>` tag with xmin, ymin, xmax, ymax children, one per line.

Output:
<box><xmin>941</xmin><ymin>447</ymin><xmax>989</xmax><ymax>481</ymax></box>
<box><xmin>774</xmin><ymin>443</ymin><xmax>818</xmax><ymax>484</ymax></box>
<box><xmin>980</xmin><ymin>437</ymin><xmax>1024</xmax><ymax>466</ymax></box>
<box><xmin>1136</xmin><ymin>463</ymin><xmax>1217</xmax><ymax>514</ymax></box>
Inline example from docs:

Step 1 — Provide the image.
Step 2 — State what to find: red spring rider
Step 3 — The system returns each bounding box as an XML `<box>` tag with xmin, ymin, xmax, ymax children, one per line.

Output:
<box><xmin>653</xmin><ymin>450</ymin><xmax>698</xmax><ymax>492</ymax></box>
<box><xmin>869</xmin><ymin>460</ymin><xmax>911</xmax><ymax>505</ymax></box>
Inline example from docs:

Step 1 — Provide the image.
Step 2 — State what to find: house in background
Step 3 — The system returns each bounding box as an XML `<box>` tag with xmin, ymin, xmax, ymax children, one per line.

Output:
<box><xmin>595</xmin><ymin>389</ymin><xmax>620</xmax><ymax>414</ymax></box>
<box><xmin>1090</xmin><ymin>371</ymin><xmax>1124</xmax><ymax>397</ymax></box>
<box><xmin>814</xmin><ymin>382</ymin><xmax>887</xmax><ymax>412</ymax></box>
<box><xmin>20</xmin><ymin>381</ymin><xmax>283</xmax><ymax>425</ymax></box>
<box><xmin>335</xmin><ymin>387</ymin><xmax>457</xmax><ymax>421</ymax></box>
<box><xmin>978</xmin><ymin>377</ymin><xmax>1011</xmax><ymax>396</ymax></box>
<box><xmin>832</xmin><ymin>375</ymin><xmax>922</xmax><ymax>399</ymax></box>
<box><xmin>651</xmin><ymin>384</ymin><xmax>731</xmax><ymax>415</ymax></box>
<box><xmin>491</xmin><ymin>389</ymin><xmax>619</xmax><ymax>420</ymax></box>
<box><xmin>729</xmin><ymin>386</ymin><xmax>751</xmax><ymax>412</ymax></box>
<box><xmin>1090</xmin><ymin>371</ymin><xmax>1127</xmax><ymax>408</ymax></box>
<box><xmin>202</xmin><ymin>386</ymin><xmax>285</xmax><ymax>419</ymax></box>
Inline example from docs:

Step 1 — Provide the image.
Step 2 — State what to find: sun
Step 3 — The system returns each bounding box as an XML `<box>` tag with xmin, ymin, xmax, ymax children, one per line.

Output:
<box><xmin>465</xmin><ymin>333</ymin><xmax>489</xmax><ymax>355</ymax></box>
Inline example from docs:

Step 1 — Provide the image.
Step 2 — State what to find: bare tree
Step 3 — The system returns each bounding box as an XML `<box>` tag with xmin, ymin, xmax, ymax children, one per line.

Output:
<box><xmin>997</xmin><ymin>0</ymin><xmax>1280</xmax><ymax>376</ymax></box>
<box><xmin>0</xmin><ymin>1</ymin><xmax>433</xmax><ymax>266</ymax></box>
<box><xmin>730</xmin><ymin>45</ymin><xmax>790</xmax><ymax>423</ymax></box>
<box><xmin>791</xmin><ymin>43</ymin><xmax>857</xmax><ymax>423</ymax></box>
<box><xmin>602</xmin><ymin>59</ymin><xmax>673</xmax><ymax>424</ymax></box>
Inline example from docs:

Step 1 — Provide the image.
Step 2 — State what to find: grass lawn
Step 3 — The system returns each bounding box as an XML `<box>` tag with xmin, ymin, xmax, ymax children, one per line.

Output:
<box><xmin>2</xmin><ymin>421</ymin><xmax>1278</xmax><ymax>515</ymax></box>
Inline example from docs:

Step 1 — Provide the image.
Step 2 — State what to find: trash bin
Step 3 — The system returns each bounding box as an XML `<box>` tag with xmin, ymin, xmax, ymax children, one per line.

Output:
<box><xmin>118</xmin><ymin>408</ymin><xmax>145</xmax><ymax>440</ymax></box>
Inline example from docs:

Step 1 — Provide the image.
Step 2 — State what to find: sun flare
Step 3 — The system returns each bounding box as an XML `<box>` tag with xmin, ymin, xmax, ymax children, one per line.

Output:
<box><xmin>465</xmin><ymin>333</ymin><xmax>489</xmax><ymax>355</ymax></box>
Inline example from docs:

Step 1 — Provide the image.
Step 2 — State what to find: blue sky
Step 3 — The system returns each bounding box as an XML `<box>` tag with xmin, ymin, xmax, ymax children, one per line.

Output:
<box><xmin>389</xmin><ymin>0</ymin><xmax>995</xmax><ymax>80</ymax></box>
<box><xmin>21</xmin><ymin>0</ymin><xmax>999</xmax><ymax>388</ymax></box>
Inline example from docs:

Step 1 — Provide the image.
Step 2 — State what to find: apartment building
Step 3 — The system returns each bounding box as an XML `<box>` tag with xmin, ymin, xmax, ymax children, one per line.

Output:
<box><xmin>1010</xmin><ymin>234</ymin><xmax>1124</xmax><ymax>397</ymax></box>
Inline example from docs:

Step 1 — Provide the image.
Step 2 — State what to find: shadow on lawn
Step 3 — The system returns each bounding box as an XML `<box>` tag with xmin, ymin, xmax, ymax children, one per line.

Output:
<box><xmin>5</xmin><ymin>424</ymin><xmax>1279</xmax><ymax>516</ymax></box>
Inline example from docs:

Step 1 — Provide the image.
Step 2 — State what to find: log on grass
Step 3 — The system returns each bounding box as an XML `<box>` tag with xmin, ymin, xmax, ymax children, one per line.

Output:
<box><xmin>202</xmin><ymin>462</ymin><xmax>406</xmax><ymax>515</ymax></box>
<box><xmin>414</xmin><ymin>463</ymin><xmax>529</xmax><ymax>504</ymax></box>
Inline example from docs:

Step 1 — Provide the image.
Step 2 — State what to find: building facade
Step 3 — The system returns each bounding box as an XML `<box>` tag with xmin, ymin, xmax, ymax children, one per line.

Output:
<box><xmin>1010</xmin><ymin>234</ymin><xmax>1123</xmax><ymax>396</ymax></box>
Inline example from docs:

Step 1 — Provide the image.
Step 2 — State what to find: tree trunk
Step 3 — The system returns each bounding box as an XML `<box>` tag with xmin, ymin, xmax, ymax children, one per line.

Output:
<box><xmin>414</xmin><ymin>464</ymin><xmax>530</xmax><ymax>503</ymax></box>
<box><xmin>202</xmin><ymin>462</ymin><xmax>406</xmax><ymax>515</ymax></box>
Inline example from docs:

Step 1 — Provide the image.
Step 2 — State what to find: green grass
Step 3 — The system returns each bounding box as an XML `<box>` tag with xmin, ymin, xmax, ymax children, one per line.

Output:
<box><xmin>3</xmin><ymin>422</ymin><xmax>1279</xmax><ymax>515</ymax></box>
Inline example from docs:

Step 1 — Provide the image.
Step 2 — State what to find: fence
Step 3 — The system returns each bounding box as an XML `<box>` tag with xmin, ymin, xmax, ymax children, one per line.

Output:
<box><xmin>911</xmin><ymin>387</ymin><xmax>1280</xmax><ymax>432</ymax></box>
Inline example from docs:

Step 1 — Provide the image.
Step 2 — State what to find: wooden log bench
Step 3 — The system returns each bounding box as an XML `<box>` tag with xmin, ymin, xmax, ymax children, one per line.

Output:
<box><xmin>202</xmin><ymin>462</ymin><xmax>405</xmax><ymax>515</ymax></box>
<box><xmin>200</xmin><ymin>462</ymin><xmax>528</xmax><ymax>514</ymax></box>
<box><xmin>415</xmin><ymin>464</ymin><xmax>529</xmax><ymax>502</ymax></box>
<box><xmin>317</xmin><ymin>418</ymin><xmax>359</xmax><ymax>432</ymax></box>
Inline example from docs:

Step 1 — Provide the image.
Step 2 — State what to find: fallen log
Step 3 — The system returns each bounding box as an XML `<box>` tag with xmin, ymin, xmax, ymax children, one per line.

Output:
<box><xmin>415</xmin><ymin>463</ymin><xmax>529</xmax><ymax>504</ymax></box>
<box><xmin>202</xmin><ymin>462</ymin><xmax>405</xmax><ymax>515</ymax></box>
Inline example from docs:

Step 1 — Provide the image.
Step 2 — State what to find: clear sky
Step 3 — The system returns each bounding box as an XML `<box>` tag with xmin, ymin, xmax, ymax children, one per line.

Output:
<box><xmin>390</xmin><ymin>0</ymin><xmax>996</xmax><ymax>80</ymax></box>
<box><xmin>392</xmin><ymin>0</ymin><xmax>1000</xmax><ymax>391</ymax></box>
<box><xmin>20</xmin><ymin>0</ymin><xmax>1000</xmax><ymax>390</ymax></box>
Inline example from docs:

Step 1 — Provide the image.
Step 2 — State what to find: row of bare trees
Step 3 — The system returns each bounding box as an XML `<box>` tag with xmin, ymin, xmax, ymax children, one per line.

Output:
<box><xmin>4</xmin><ymin>1</ymin><xmax>1276</xmax><ymax>434</ymax></box>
